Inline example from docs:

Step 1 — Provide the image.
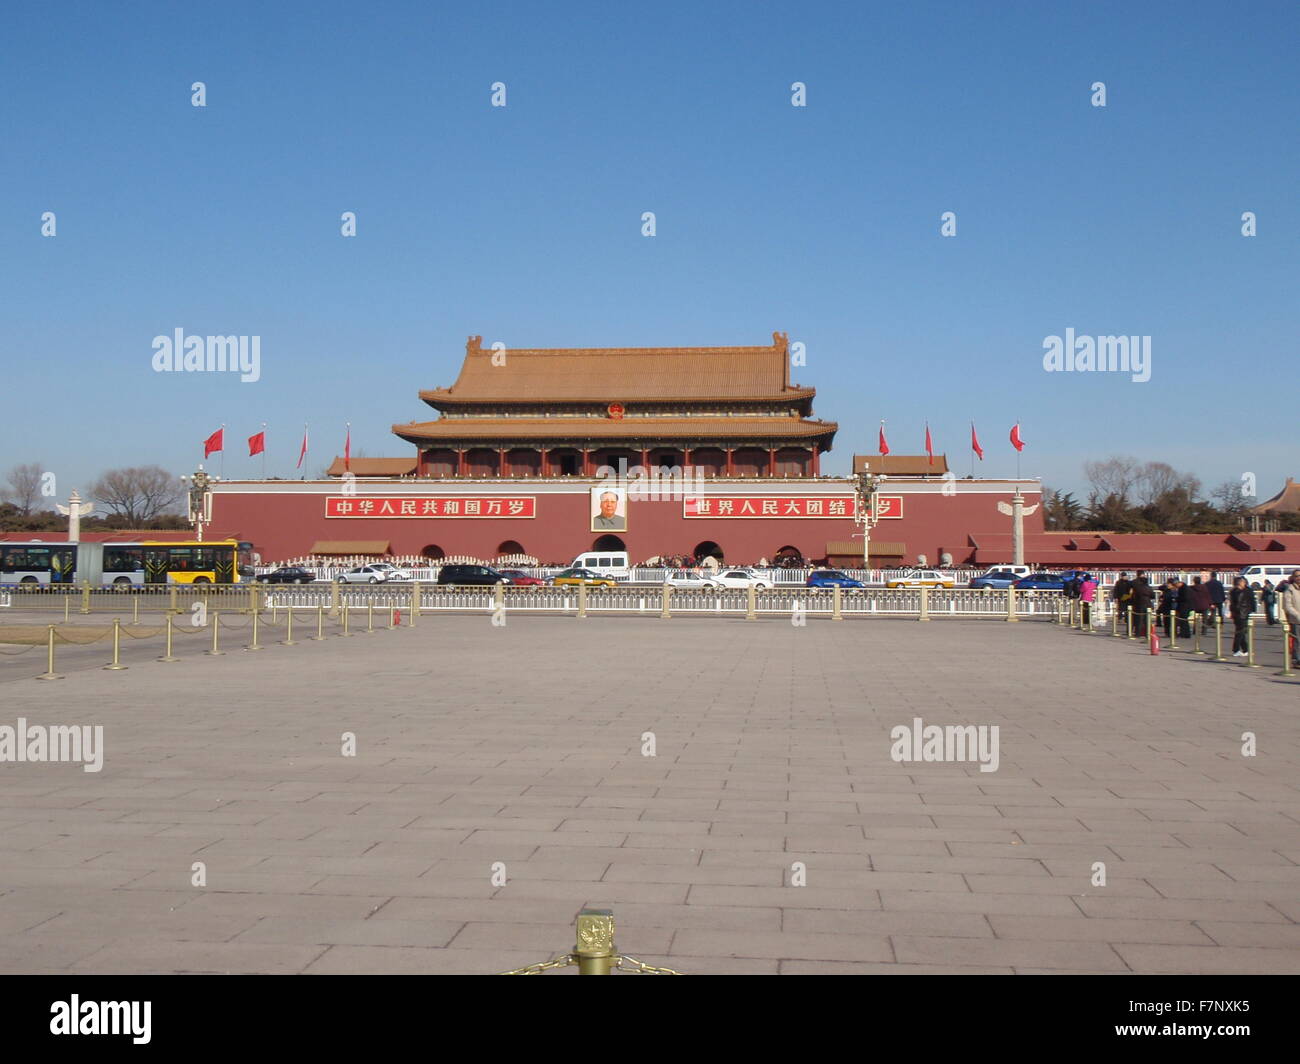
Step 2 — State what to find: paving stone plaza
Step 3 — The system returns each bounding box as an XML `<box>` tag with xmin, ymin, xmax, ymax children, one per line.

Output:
<box><xmin>1</xmin><ymin>613</ymin><xmax>1298</xmax><ymax>975</ymax></box>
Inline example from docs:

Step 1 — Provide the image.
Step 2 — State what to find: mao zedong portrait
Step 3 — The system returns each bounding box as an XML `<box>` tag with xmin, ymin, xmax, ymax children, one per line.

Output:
<box><xmin>592</xmin><ymin>490</ymin><xmax>627</xmax><ymax>531</ymax></box>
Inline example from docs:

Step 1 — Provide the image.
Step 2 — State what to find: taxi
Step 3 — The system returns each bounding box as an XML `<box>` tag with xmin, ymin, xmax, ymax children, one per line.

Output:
<box><xmin>885</xmin><ymin>569</ymin><xmax>956</xmax><ymax>589</ymax></box>
<box><xmin>551</xmin><ymin>567</ymin><xmax>617</xmax><ymax>587</ymax></box>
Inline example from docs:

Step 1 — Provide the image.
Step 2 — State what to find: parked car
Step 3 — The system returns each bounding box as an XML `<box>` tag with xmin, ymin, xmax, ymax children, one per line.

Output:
<box><xmin>969</xmin><ymin>571</ymin><xmax>1021</xmax><ymax>590</ymax></box>
<box><xmin>886</xmin><ymin>570</ymin><xmax>955</xmax><ymax>589</ymax></box>
<box><xmin>437</xmin><ymin>564</ymin><xmax>511</xmax><ymax>586</ymax></box>
<box><xmin>807</xmin><ymin>570</ymin><xmax>865</xmax><ymax>589</ymax></box>
<box><xmin>1013</xmin><ymin>571</ymin><xmax>1083</xmax><ymax>591</ymax></box>
<box><xmin>978</xmin><ymin>565</ymin><xmax>1031</xmax><ymax>579</ymax></box>
<box><xmin>255</xmin><ymin>566</ymin><xmax>316</xmax><ymax>584</ymax></box>
<box><xmin>552</xmin><ymin>567</ymin><xmax>616</xmax><ymax>587</ymax></box>
<box><xmin>1239</xmin><ymin>563</ymin><xmax>1299</xmax><ymax>589</ymax></box>
<box><xmin>497</xmin><ymin>569</ymin><xmax>546</xmax><ymax>587</ymax></box>
<box><xmin>368</xmin><ymin>562</ymin><xmax>412</xmax><ymax>580</ymax></box>
<box><xmin>339</xmin><ymin>564</ymin><xmax>409</xmax><ymax>584</ymax></box>
<box><xmin>665</xmin><ymin>569</ymin><xmax>718</xmax><ymax>589</ymax></box>
<box><xmin>709</xmin><ymin>568</ymin><xmax>771</xmax><ymax>590</ymax></box>
<box><xmin>570</xmin><ymin>551</ymin><xmax>631</xmax><ymax>579</ymax></box>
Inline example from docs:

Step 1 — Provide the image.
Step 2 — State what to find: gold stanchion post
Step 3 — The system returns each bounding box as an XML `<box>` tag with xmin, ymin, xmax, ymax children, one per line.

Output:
<box><xmin>1246</xmin><ymin>617</ymin><xmax>1260</xmax><ymax>667</ymax></box>
<box><xmin>208</xmin><ymin>610</ymin><xmax>224</xmax><ymax>655</ymax></box>
<box><xmin>158</xmin><ymin>613</ymin><xmax>179</xmax><ymax>662</ymax></box>
<box><xmin>283</xmin><ymin>606</ymin><xmax>296</xmax><ymax>646</ymax></box>
<box><xmin>103</xmin><ymin>618</ymin><xmax>127</xmax><ymax>670</ymax></box>
<box><xmin>574</xmin><ymin>909</ymin><xmax>617</xmax><ymax>976</ymax></box>
<box><xmin>37</xmin><ymin>625</ymin><xmax>62</xmax><ymax>680</ymax></box>
<box><xmin>313</xmin><ymin>604</ymin><xmax>325</xmax><ymax>640</ymax></box>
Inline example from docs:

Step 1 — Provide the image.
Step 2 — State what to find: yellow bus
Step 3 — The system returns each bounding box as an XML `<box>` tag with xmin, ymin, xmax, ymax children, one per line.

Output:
<box><xmin>100</xmin><ymin>539</ymin><xmax>244</xmax><ymax>586</ymax></box>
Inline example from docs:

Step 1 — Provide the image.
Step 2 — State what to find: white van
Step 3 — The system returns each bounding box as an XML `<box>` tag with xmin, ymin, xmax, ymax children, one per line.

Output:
<box><xmin>980</xmin><ymin>565</ymin><xmax>1031</xmax><ymax>579</ymax></box>
<box><xmin>571</xmin><ymin>551</ymin><xmax>631</xmax><ymax>579</ymax></box>
<box><xmin>1239</xmin><ymin>563</ymin><xmax>1299</xmax><ymax>588</ymax></box>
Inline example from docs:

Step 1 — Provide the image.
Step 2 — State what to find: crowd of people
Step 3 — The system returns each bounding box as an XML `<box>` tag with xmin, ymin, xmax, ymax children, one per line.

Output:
<box><xmin>1072</xmin><ymin>568</ymin><xmax>1300</xmax><ymax>664</ymax></box>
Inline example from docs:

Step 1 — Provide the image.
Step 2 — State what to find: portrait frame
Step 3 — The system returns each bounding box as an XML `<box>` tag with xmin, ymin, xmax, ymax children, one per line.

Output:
<box><xmin>589</xmin><ymin>486</ymin><xmax>629</xmax><ymax>532</ymax></box>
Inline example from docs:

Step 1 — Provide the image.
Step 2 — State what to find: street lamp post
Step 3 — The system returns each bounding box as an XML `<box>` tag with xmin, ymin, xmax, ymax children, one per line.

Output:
<box><xmin>180</xmin><ymin>467</ymin><xmax>217</xmax><ymax>542</ymax></box>
<box><xmin>854</xmin><ymin>470</ymin><xmax>885</xmax><ymax>572</ymax></box>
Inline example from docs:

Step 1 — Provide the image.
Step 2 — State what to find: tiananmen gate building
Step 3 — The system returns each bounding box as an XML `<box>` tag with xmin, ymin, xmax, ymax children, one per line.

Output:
<box><xmin>208</xmin><ymin>332</ymin><xmax>1046</xmax><ymax>567</ymax></box>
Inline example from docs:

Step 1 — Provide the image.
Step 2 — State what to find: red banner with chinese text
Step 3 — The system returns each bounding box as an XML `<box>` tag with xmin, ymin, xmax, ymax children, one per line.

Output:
<box><xmin>325</xmin><ymin>497</ymin><xmax>536</xmax><ymax>518</ymax></box>
<box><xmin>682</xmin><ymin>496</ymin><xmax>903</xmax><ymax>518</ymax></box>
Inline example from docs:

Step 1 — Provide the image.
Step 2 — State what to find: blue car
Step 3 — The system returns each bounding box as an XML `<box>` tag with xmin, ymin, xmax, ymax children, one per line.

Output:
<box><xmin>969</xmin><ymin>571</ymin><xmax>1020</xmax><ymax>589</ymax></box>
<box><xmin>807</xmin><ymin>570</ymin><xmax>864</xmax><ymax>589</ymax></box>
<box><xmin>1014</xmin><ymin>569</ymin><xmax>1090</xmax><ymax>591</ymax></box>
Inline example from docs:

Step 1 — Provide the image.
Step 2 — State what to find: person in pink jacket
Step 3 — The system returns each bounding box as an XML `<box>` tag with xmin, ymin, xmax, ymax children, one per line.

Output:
<box><xmin>1080</xmin><ymin>575</ymin><xmax>1098</xmax><ymax>626</ymax></box>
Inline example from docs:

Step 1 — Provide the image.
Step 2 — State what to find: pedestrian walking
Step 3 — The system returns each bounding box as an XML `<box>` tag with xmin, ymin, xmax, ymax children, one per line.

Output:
<box><xmin>1189</xmin><ymin>576</ymin><xmax>1212</xmax><ymax>634</ymax></box>
<box><xmin>1172</xmin><ymin>578</ymin><xmax>1192</xmax><ymax>639</ymax></box>
<box><xmin>1113</xmin><ymin>572</ymin><xmax>1133</xmax><ymax>632</ymax></box>
<box><xmin>1262</xmin><ymin>579</ymin><xmax>1277</xmax><ymax>626</ymax></box>
<box><xmin>1229</xmin><ymin>577</ymin><xmax>1256</xmax><ymax>657</ymax></box>
<box><xmin>1080</xmin><ymin>574</ymin><xmax>1097</xmax><ymax>626</ymax></box>
<box><xmin>1131</xmin><ymin>573</ymin><xmax>1154</xmax><ymax>637</ymax></box>
<box><xmin>1157</xmin><ymin>579</ymin><xmax>1177</xmax><ymax>635</ymax></box>
<box><xmin>1205</xmin><ymin>573</ymin><xmax>1226</xmax><ymax>625</ymax></box>
<box><xmin>1280</xmin><ymin>570</ymin><xmax>1300</xmax><ymax>667</ymax></box>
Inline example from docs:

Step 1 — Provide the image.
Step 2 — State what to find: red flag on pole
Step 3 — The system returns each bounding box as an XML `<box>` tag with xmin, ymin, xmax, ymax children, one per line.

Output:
<box><xmin>204</xmin><ymin>428</ymin><xmax>224</xmax><ymax>458</ymax></box>
<box><xmin>296</xmin><ymin>426</ymin><xmax>308</xmax><ymax>469</ymax></box>
<box><xmin>344</xmin><ymin>424</ymin><xmax>351</xmax><ymax>472</ymax></box>
<box><xmin>248</xmin><ymin>431</ymin><xmax>265</xmax><ymax>457</ymax></box>
<box><xmin>878</xmin><ymin>424</ymin><xmax>890</xmax><ymax>456</ymax></box>
<box><xmin>971</xmin><ymin>423</ymin><xmax>984</xmax><ymax>461</ymax></box>
<box><xmin>924</xmin><ymin>424</ymin><xmax>934</xmax><ymax>465</ymax></box>
<box><xmin>1010</xmin><ymin>423</ymin><xmax>1025</xmax><ymax>452</ymax></box>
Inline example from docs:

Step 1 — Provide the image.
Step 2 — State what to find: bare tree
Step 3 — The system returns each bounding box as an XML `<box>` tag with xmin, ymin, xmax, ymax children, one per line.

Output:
<box><xmin>3</xmin><ymin>463</ymin><xmax>44</xmax><ymax>516</ymax></box>
<box><xmin>1211</xmin><ymin>480</ymin><xmax>1251</xmax><ymax>520</ymax></box>
<box><xmin>1135</xmin><ymin>461</ymin><xmax>1201</xmax><ymax>507</ymax></box>
<box><xmin>90</xmin><ymin>466</ymin><xmax>182</xmax><ymax>526</ymax></box>
<box><xmin>1083</xmin><ymin>456</ymin><xmax>1141</xmax><ymax>506</ymax></box>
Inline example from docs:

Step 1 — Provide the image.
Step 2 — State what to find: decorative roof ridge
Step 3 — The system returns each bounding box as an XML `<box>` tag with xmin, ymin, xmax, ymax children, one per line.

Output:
<box><xmin>460</xmin><ymin>331</ymin><xmax>790</xmax><ymax>358</ymax></box>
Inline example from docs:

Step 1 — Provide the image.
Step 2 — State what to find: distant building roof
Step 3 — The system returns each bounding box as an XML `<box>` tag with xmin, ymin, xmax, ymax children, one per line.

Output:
<box><xmin>420</xmin><ymin>332</ymin><xmax>812</xmax><ymax>407</ymax></box>
<box><xmin>1251</xmin><ymin>477</ymin><xmax>1300</xmax><ymax>513</ymax></box>
<box><xmin>393</xmin><ymin>416</ymin><xmax>836</xmax><ymax>445</ymax></box>
<box><xmin>309</xmin><ymin>540</ymin><xmax>392</xmax><ymax>555</ymax></box>
<box><xmin>852</xmin><ymin>454</ymin><xmax>950</xmax><ymax>476</ymax></box>
<box><xmin>325</xmin><ymin>458</ymin><xmax>418</xmax><ymax>477</ymax></box>
<box><xmin>966</xmin><ymin>531</ymin><xmax>1300</xmax><ymax>568</ymax></box>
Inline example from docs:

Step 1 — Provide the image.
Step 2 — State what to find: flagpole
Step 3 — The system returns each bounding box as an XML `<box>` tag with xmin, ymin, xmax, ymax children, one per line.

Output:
<box><xmin>220</xmin><ymin>423</ymin><xmax>226</xmax><ymax>479</ymax></box>
<box><xmin>1016</xmin><ymin>418</ymin><xmax>1021</xmax><ymax>481</ymax></box>
<box><xmin>261</xmin><ymin>421</ymin><xmax>267</xmax><ymax>480</ymax></box>
<box><xmin>970</xmin><ymin>421</ymin><xmax>974</xmax><ymax>478</ymax></box>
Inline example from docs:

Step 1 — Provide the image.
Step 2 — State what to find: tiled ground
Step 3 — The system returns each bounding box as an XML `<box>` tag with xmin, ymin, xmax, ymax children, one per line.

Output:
<box><xmin>0</xmin><ymin>613</ymin><xmax>1297</xmax><ymax>974</ymax></box>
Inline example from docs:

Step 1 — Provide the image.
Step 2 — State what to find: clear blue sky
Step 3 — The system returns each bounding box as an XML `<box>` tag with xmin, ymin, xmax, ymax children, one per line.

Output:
<box><xmin>2</xmin><ymin>0</ymin><xmax>1296</xmax><ymax>504</ymax></box>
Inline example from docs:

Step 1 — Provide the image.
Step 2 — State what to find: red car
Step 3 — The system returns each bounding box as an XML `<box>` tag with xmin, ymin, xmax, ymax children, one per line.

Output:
<box><xmin>498</xmin><ymin>569</ymin><xmax>546</xmax><ymax>586</ymax></box>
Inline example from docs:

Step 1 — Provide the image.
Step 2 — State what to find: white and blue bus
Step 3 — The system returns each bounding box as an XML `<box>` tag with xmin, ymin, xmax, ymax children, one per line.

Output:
<box><xmin>0</xmin><ymin>540</ymin><xmax>248</xmax><ymax>587</ymax></box>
